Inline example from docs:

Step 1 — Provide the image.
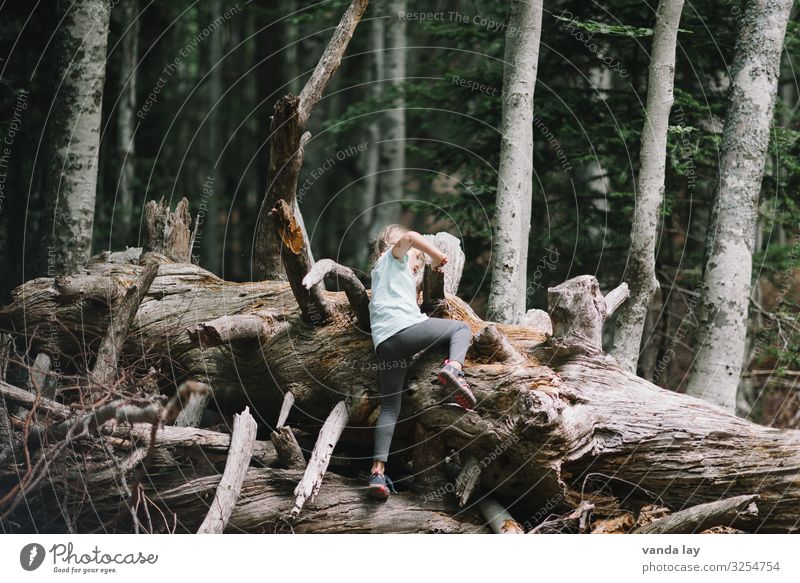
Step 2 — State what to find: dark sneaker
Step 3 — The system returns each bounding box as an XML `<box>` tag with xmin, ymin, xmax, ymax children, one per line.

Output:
<box><xmin>437</xmin><ymin>358</ymin><xmax>477</xmax><ymax>410</ymax></box>
<box><xmin>367</xmin><ymin>472</ymin><xmax>396</xmax><ymax>500</ymax></box>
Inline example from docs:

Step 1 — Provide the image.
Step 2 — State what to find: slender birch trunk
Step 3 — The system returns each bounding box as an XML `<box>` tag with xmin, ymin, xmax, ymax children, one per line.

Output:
<box><xmin>611</xmin><ymin>0</ymin><xmax>685</xmax><ymax>373</ymax></box>
<box><xmin>358</xmin><ymin>0</ymin><xmax>385</xmax><ymax>268</ymax></box>
<box><xmin>487</xmin><ymin>0</ymin><xmax>543</xmax><ymax>324</ymax></box>
<box><xmin>373</xmin><ymin>0</ymin><xmax>405</xmax><ymax>229</ymax></box>
<box><xmin>42</xmin><ymin>0</ymin><xmax>111</xmax><ymax>276</ymax></box>
<box><xmin>685</xmin><ymin>0</ymin><xmax>793</xmax><ymax>411</ymax></box>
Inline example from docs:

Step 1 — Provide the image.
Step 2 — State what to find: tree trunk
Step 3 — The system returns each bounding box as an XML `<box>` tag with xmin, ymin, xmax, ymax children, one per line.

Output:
<box><xmin>4</xmin><ymin>255</ymin><xmax>800</xmax><ymax>532</ymax></box>
<box><xmin>373</xmin><ymin>0</ymin><xmax>405</xmax><ymax>230</ymax></box>
<box><xmin>685</xmin><ymin>0</ymin><xmax>794</xmax><ymax>411</ymax></box>
<box><xmin>253</xmin><ymin>0</ymin><xmax>370</xmax><ymax>280</ymax></box>
<box><xmin>612</xmin><ymin>0</ymin><xmax>684</xmax><ymax>373</ymax></box>
<box><xmin>113</xmin><ymin>0</ymin><xmax>139</xmax><ymax>248</ymax></box>
<box><xmin>41</xmin><ymin>0</ymin><xmax>111</xmax><ymax>276</ymax></box>
<box><xmin>487</xmin><ymin>0</ymin><xmax>543</xmax><ymax>324</ymax></box>
<box><xmin>357</xmin><ymin>0</ymin><xmax>385</xmax><ymax>268</ymax></box>
<box><xmin>200</xmin><ymin>0</ymin><xmax>223</xmax><ymax>275</ymax></box>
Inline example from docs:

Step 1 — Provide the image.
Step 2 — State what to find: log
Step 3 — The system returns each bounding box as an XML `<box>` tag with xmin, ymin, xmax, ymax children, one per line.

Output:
<box><xmin>0</xmin><ymin>335</ymin><xmax>14</xmax><ymax>465</ymax></box>
<box><xmin>4</xmin><ymin>258</ymin><xmax>800</xmax><ymax>532</ymax></box>
<box><xmin>455</xmin><ymin>454</ymin><xmax>481</xmax><ymax>507</ymax></box>
<box><xmin>421</xmin><ymin>263</ymin><xmax>446</xmax><ymax>316</ymax></box>
<box><xmin>632</xmin><ymin>494</ymin><xmax>760</xmax><ymax>534</ymax></box>
<box><xmin>254</xmin><ymin>0</ymin><xmax>370</xmax><ymax>280</ymax></box>
<box><xmin>29</xmin><ymin>353</ymin><xmax>53</xmax><ymax>400</ymax></box>
<box><xmin>102</xmin><ymin>423</ymin><xmax>276</xmax><ymax>468</ymax></box>
<box><xmin>269</xmin><ymin>199</ymin><xmax>333</xmax><ymax>325</ymax></box>
<box><xmin>467</xmin><ymin>325</ymin><xmax>528</xmax><ymax>366</ymax></box>
<box><xmin>447</xmin><ymin>454</ymin><xmax>522</xmax><ymax>533</ymax></box>
<box><xmin>425</xmin><ymin>232</ymin><xmax>466</xmax><ymax>295</ymax></box>
<box><xmin>519</xmin><ymin>308</ymin><xmax>553</xmax><ymax>335</ymax></box>
<box><xmin>197</xmin><ymin>407</ymin><xmax>258</xmax><ymax>533</ymax></box>
<box><xmin>271</xmin><ymin>427</ymin><xmax>306</xmax><ymax>470</ymax></box>
<box><xmin>276</xmin><ymin>392</ymin><xmax>294</xmax><ymax>429</ymax></box>
<box><xmin>187</xmin><ymin>315</ymin><xmax>270</xmax><ymax>348</ymax></box>
<box><xmin>0</xmin><ymin>379</ymin><xmax>72</xmax><ymax>419</ymax></box>
<box><xmin>548</xmin><ymin>275</ymin><xmax>629</xmax><ymax>347</ymax></box>
<box><xmin>90</xmin><ymin>261</ymin><xmax>158</xmax><ymax>389</ymax></box>
<box><xmin>3</xmin><ymin>411</ymin><xmax>485</xmax><ymax>533</ymax></box>
<box><xmin>291</xmin><ymin>401</ymin><xmax>349</xmax><ymax>516</ymax></box>
<box><xmin>477</xmin><ymin>498</ymin><xmax>525</xmax><ymax>534</ymax></box>
<box><xmin>174</xmin><ymin>381</ymin><xmax>211</xmax><ymax>428</ymax></box>
<box><xmin>0</xmin><ymin>333</ymin><xmax>12</xmax><ymax>381</ymax></box>
<box><xmin>98</xmin><ymin>465</ymin><xmax>486</xmax><ymax>533</ymax></box>
<box><xmin>54</xmin><ymin>275</ymin><xmax>122</xmax><ymax>305</ymax></box>
<box><xmin>271</xmin><ymin>393</ymin><xmax>305</xmax><ymax>469</ymax></box>
<box><xmin>420</xmin><ymin>233</ymin><xmax>466</xmax><ymax>317</ymax></box>
<box><xmin>302</xmin><ymin>259</ymin><xmax>370</xmax><ymax>331</ymax></box>
<box><xmin>144</xmin><ymin>198</ymin><xmax>192</xmax><ymax>262</ymax></box>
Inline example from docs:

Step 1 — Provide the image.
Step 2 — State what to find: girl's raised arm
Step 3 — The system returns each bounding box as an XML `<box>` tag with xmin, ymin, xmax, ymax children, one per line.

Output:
<box><xmin>392</xmin><ymin>231</ymin><xmax>447</xmax><ymax>271</ymax></box>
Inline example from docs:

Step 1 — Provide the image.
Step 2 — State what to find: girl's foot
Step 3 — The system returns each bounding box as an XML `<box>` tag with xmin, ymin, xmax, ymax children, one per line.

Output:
<box><xmin>437</xmin><ymin>358</ymin><xmax>477</xmax><ymax>409</ymax></box>
<box><xmin>367</xmin><ymin>472</ymin><xmax>396</xmax><ymax>500</ymax></box>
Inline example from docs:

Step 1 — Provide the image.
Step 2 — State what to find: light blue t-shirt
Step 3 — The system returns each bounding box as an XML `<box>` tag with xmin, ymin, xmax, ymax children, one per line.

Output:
<box><xmin>369</xmin><ymin>250</ymin><xmax>428</xmax><ymax>351</ymax></box>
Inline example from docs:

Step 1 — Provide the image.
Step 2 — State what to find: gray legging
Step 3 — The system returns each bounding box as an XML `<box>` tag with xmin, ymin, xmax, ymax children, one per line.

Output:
<box><xmin>373</xmin><ymin>317</ymin><xmax>472</xmax><ymax>463</ymax></box>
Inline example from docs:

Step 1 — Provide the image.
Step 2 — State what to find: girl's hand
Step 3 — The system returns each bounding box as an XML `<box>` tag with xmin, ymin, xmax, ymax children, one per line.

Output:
<box><xmin>432</xmin><ymin>254</ymin><xmax>448</xmax><ymax>273</ymax></box>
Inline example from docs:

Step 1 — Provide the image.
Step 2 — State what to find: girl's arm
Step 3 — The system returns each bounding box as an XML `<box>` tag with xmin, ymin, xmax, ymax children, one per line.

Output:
<box><xmin>392</xmin><ymin>231</ymin><xmax>447</xmax><ymax>269</ymax></box>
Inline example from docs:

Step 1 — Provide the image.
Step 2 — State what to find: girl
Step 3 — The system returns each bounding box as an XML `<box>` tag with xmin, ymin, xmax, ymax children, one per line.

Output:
<box><xmin>366</xmin><ymin>224</ymin><xmax>475</xmax><ymax>500</ymax></box>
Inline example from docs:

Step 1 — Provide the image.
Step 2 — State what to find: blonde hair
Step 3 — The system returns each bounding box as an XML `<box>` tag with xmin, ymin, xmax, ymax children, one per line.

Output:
<box><xmin>369</xmin><ymin>224</ymin><xmax>409</xmax><ymax>269</ymax></box>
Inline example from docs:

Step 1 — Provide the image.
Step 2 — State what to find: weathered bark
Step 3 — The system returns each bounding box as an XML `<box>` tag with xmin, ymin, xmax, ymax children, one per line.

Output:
<box><xmin>112</xmin><ymin>0</ymin><xmax>140</xmax><ymax>247</ymax></box>
<box><xmin>302</xmin><ymin>259</ymin><xmax>370</xmax><ymax>331</ymax></box>
<box><xmin>291</xmin><ymin>401</ymin><xmax>348</xmax><ymax>516</ymax></box>
<box><xmin>1</xmin><ymin>379</ymin><xmax>72</xmax><ymax>420</ymax></box>
<box><xmin>0</xmin><ymin>335</ymin><xmax>14</xmax><ymax>465</ymax></box>
<box><xmin>254</xmin><ymin>0</ymin><xmax>370</xmax><ymax>280</ymax></box>
<box><xmin>425</xmin><ymin>232</ymin><xmax>465</xmax><ymax>296</ymax></box>
<box><xmin>197</xmin><ymin>407</ymin><xmax>258</xmax><ymax>533</ymax></box>
<box><xmin>4</xmin><ymin>258</ymin><xmax>800</xmax><ymax>531</ymax></box>
<box><xmin>632</xmin><ymin>494</ymin><xmax>759</xmax><ymax>534</ymax></box>
<box><xmin>487</xmin><ymin>0</ymin><xmax>543</xmax><ymax>324</ymax></box>
<box><xmin>90</xmin><ymin>261</ymin><xmax>158</xmax><ymax>389</ymax></box>
<box><xmin>29</xmin><ymin>353</ymin><xmax>54</xmax><ymax>401</ymax></box>
<box><xmin>548</xmin><ymin>275</ymin><xmax>629</xmax><ymax>348</ymax></box>
<box><xmin>270</xmin><ymin>199</ymin><xmax>334</xmax><ymax>324</ymax></box>
<box><xmin>685</xmin><ymin>0</ymin><xmax>794</xmax><ymax>411</ymax></box>
<box><xmin>145</xmin><ymin>198</ymin><xmax>192</xmax><ymax>262</ymax></box>
<box><xmin>372</xmin><ymin>0</ymin><xmax>406</xmax><ymax>230</ymax></box>
<box><xmin>41</xmin><ymin>0</ymin><xmax>111</xmax><ymax>276</ymax></box>
<box><xmin>612</xmin><ymin>0</ymin><xmax>684</xmax><ymax>373</ymax></box>
<box><xmin>271</xmin><ymin>393</ymin><xmax>306</xmax><ymax>469</ymax></box>
<box><xmin>1</xmin><ymin>405</ymin><xmax>482</xmax><ymax>532</ymax></box>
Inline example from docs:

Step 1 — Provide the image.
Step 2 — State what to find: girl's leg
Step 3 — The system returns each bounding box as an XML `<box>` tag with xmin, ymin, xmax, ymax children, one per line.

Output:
<box><xmin>391</xmin><ymin>318</ymin><xmax>476</xmax><ymax>408</ymax></box>
<box><xmin>389</xmin><ymin>317</ymin><xmax>472</xmax><ymax>365</ymax></box>
<box><xmin>371</xmin><ymin>318</ymin><xmax>472</xmax><ymax>467</ymax></box>
<box><xmin>372</xmin><ymin>340</ymin><xmax>409</xmax><ymax>467</ymax></box>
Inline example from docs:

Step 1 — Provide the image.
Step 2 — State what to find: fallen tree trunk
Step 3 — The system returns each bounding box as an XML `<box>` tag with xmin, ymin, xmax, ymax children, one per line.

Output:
<box><xmin>2</xmin><ymin>256</ymin><xmax>800</xmax><ymax>532</ymax></box>
<box><xmin>632</xmin><ymin>494</ymin><xmax>760</xmax><ymax>534</ymax></box>
<box><xmin>1</xmin><ymin>417</ymin><xmax>484</xmax><ymax>533</ymax></box>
